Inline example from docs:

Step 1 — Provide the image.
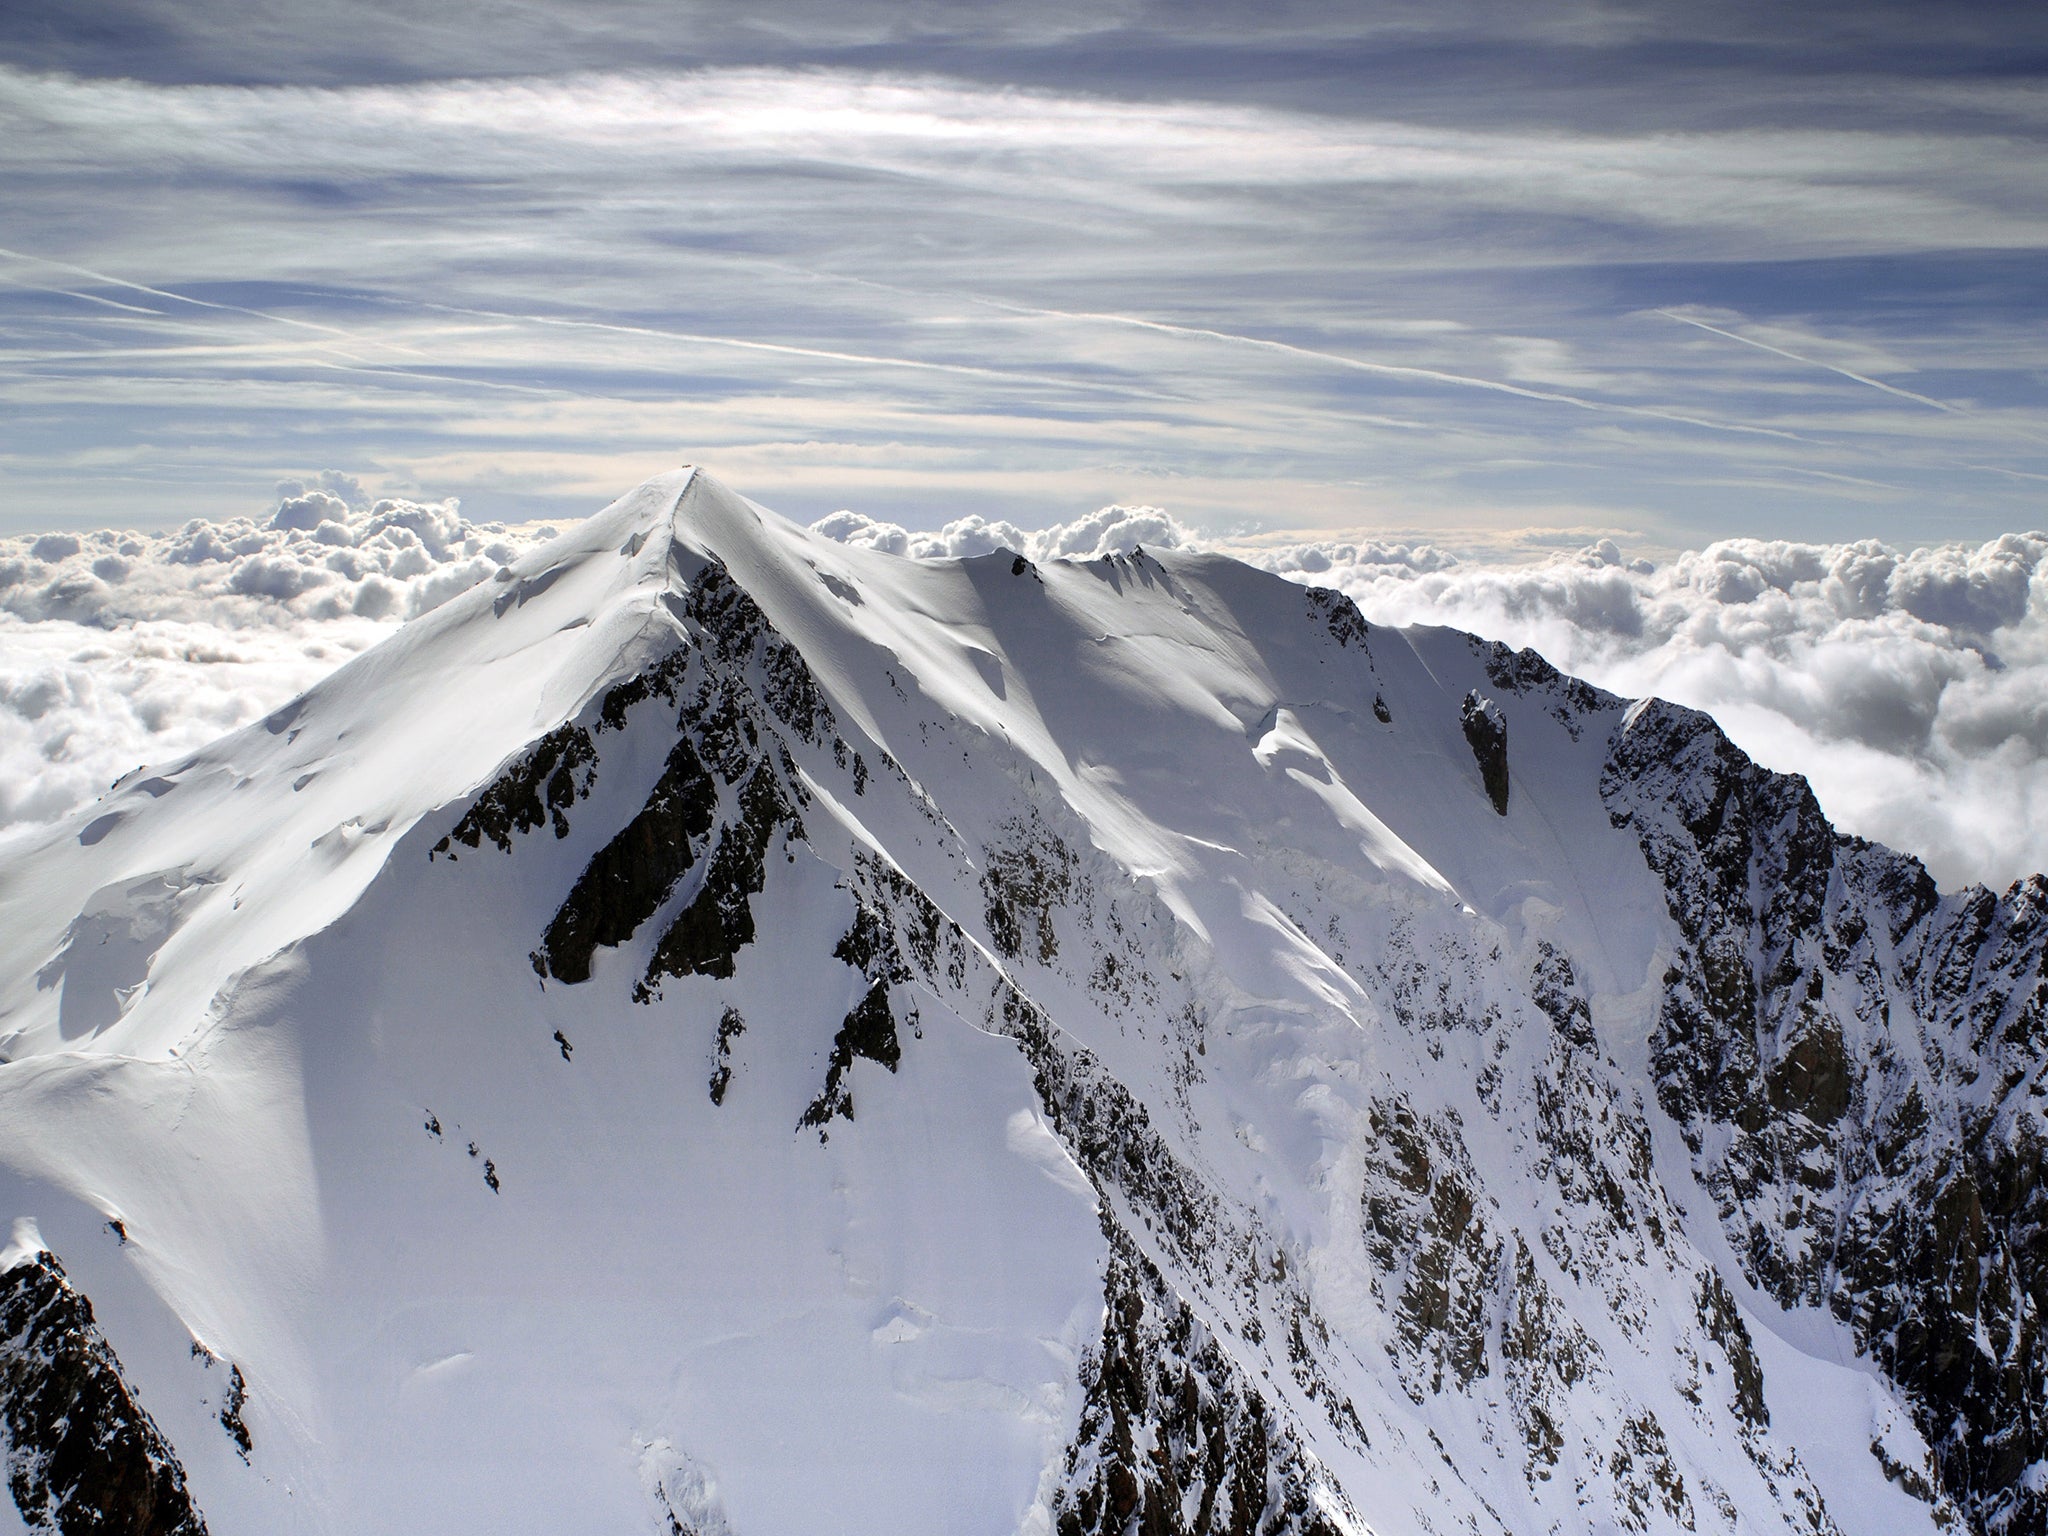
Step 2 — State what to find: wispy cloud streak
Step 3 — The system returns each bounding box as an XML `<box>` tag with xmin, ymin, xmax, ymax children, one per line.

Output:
<box><xmin>0</xmin><ymin>50</ymin><xmax>2039</xmax><ymax>537</ymax></box>
<box><xmin>0</xmin><ymin>246</ymin><xmax>361</xmax><ymax>342</ymax></box>
<box><xmin>982</xmin><ymin>299</ymin><xmax>1817</xmax><ymax>442</ymax></box>
<box><xmin>1655</xmin><ymin>308</ymin><xmax>1965</xmax><ymax>415</ymax></box>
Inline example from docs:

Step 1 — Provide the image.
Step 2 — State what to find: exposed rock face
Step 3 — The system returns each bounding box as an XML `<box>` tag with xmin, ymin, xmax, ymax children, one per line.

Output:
<box><xmin>538</xmin><ymin>734</ymin><xmax>717</xmax><ymax>983</ymax></box>
<box><xmin>1477</xmin><ymin>637</ymin><xmax>1608</xmax><ymax>741</ymax></box>
<box><xmin>1</xmin><ymin>1245</ymin><xmax>206</xmax><ymax>1536</ymax></box>
<box><xmin>706</xmin><ymin>1005</ymin><xmax>745</xmax><ymax>1106</ymax></box>
<box><xmin>981</xmin><ymin>808</ymin><xmax>1078</xmax><ymax>966</ymax></box>
<box><xmin>640</xmin><ymin>763</ymin><xmax>797</xmax><ymax>988</ymax></box>
<box><xmin>1304</xmin><ymin>586</ymin><xmax>1370</xmax><ymax>651</ymax></box>
<box><xmin>1604</xmin><ymin>697</ymin><xmax>2048</xmax><ymax>1536</ymax></box>
<box><xmin>449</xmin><ymin>553</ymin><xmax>824</xmax><ymax>995</ymax></box>
<box><xmin>432</xmin><ymin>722</ymin><xmax>596</xmax><ymax>857</ymax></box>
<box><xmin>1460</xmin><ymin>691</ymin><xmax>1509</xmax><ymax>815</ymax></box>
<box><xmin>797</xmin><ymin>978</ymin><xmax>902</xmax><ymax>1132</ymax></box>
<box><xmin>1052</xmin><ymin>1222</ymin><xmax>1351</xmax><ymax>1536</ymax></box>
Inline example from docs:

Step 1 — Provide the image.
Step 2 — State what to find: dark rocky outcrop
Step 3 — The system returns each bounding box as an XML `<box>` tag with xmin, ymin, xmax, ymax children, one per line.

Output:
<box><xmin>1304</xmin><ymin>587</ymin><xmax>1369</xmax><ymax>651</ymax></box>
<box><xmin>432</xmin><ymin>723</ymin><xmax>597</xmax><ymax>858</ymax></box>
<box><xmin>216</xmin><ymin>1364</ymin><xmax>249</xmax><ymax>1462</ymax></box>
<box><xmin>980</xmin><ymin>810</ymin><xmax>1078</xmax><ymax>966</ymax></box>
<box><xmin>1051</xmin><ymin>1222</ymin><xmax>1350</xmax><ymax>1536</ymax></box>
<box><xmin>434</xmin><ymin>648</ymin><xmax>693</xmax><ymax>868</ymax></box>
<box><xmin>639</xmin><ymin>764</ymin><xmax>797</xmax><ymax>990</ymax></box>
<box><xmin>1528</xmin><ymin>941</ymin><xmax>1595</xmax><ymax>1051</ymax></box>
<box><xmin>707</xmin><ymin>1006</ymin><xmax>745</xmax><ymax>1106</ymax></box>
<box><xmin>679</xmin><ymin>561</ymin><xmax>833</xmax><ymax>749</ymax></box>
<box><xmin>1477</xmin><ymin>638</ymin><xmax>1609</xmax><ymax>741</ymax></box>
<box><xmin>535</xmin><ymin>736</ymin><xmax>719</xmax><ymax>984</ymax></box>
<box><xmin>797</xmin><ymin>979</ymin><xmax>903</xmax><ymax>1133</ymax></box>
<box><xmin>1460</xmin><ymin>692</ymin><xmax>1509</xmax><ymax>816</ymax></box>
<box><xmin>1361</xmin><ymin>1098</ymin><xmax>1501</xmax><ymax>1397</ymax></box>
<box><xmin>1</xmin><ymin>1245</ymin><xmax>207</xmax><ymax>1536</ymax></box>
<box><xmin>511</xmin><ymin>555</ymin><xmax>829</xmax><ymax>998</ymax></box>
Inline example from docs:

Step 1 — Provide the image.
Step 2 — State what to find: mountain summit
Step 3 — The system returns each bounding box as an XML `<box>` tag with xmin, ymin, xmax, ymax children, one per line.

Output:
<box><xmin>0</xmin><ymin>469</ymin><xmax>2041</xmax><ymax>1536</ymax></box>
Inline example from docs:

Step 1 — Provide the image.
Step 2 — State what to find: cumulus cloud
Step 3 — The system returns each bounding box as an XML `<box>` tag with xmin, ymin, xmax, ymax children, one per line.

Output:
<box><xmin>1232</xmin><ymin>526</ymin><xmax>2048</xmax><ymax>893</ymax></box>
<box><xmin>1030</xmin><ymin>504</ymin><xmax>1188</xmax><ymax>560</ymax></box>
<box><xmin>0</xmin><ymin>477</ymin><xmax>555</xmax><ymax>841</ymax></box>
<box><xmin>271</xmin><ymin>489</ymin><xmax>350</xmax><ymax>532</ymax></box>
<box><xmin>0</xmin><ymin>481</ymin><xmax>539</xmax><ymax>630</ymax></box>
<box><xmin>811</xmin><ymin>503</ymin><xmax>1186</xmax><ymax>562</ymax></box>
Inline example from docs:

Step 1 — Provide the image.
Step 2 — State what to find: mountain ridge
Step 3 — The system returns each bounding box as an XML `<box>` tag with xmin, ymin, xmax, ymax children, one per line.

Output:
<box><xmin>0</xmin><ymin>467</ymin><xmax>2038</xmax><ymax>1536</ymax></box>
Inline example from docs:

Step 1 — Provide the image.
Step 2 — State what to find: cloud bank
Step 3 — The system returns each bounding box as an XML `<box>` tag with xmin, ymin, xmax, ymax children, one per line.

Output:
<box><xmin>0</xmin><ymin>478</ymin><xmax>553</xmax><ymax>833</ymax></box>
<box><xmin>1260</xmin><ymin>529</ymin><xmax>2048</xmax><ymax>894</ymax></box>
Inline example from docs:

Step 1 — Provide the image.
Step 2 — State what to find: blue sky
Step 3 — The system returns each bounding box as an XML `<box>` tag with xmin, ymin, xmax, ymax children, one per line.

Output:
<box><xmin>1</xmin><ymin>0</ymin><xmax>2044</xmax><ymax>545</ymax></box>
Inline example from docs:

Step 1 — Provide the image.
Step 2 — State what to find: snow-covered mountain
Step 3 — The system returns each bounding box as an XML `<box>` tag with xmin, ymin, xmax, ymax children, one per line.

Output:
<box><xmin>0</xmin><ymin>468</ymin><xmax>2039</xmax><ymax>1536</ymax></box>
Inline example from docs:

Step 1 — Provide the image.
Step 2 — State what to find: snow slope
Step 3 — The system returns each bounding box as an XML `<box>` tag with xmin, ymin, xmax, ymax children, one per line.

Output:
<box><xmin>0</xmin><ymin>468</ymin><xmax>2036</xmax><ymax>1536</ymax></box>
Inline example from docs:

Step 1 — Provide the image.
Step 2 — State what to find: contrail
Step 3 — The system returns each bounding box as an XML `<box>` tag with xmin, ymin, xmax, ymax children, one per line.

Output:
<box><xmin>354</xmin><ymin>264</ymin><xmax>1807</xmax><ymax>442</ymax></box>
<box><xmin>0</xmin><ymin>336</ymin><xmax>603</xmax><ymax>402</ymax></box>
<box><xmin>738</xmin><ymin>261</ymin><xmax>1816</xmax><ymax>444</ymax></box>
<box><xmin>0</xmin><ymin>247</ymin><xmax>359</xmax><ymax>338</ymax></box>
<box><xmin>307</xmin><ymin>359</ymin><xmax>572</xmax><ymax>399</ymax></box>
<box><xmin>989</xmin><ymin>301</ymin><xmax>1813</xmax><ymax>442</ymax></box>
<box><xmin>0</xmin><ymin>271</ymin><xmax>165</xmax><ymax>317</ymax></box>
<box><xmin>1779</xmin><ymin>465</ymin><xmax>1904</xmax><ymax>492</ymax></box>
<box><xmin>1658</xmin><ymin>307</ymin><xmax>2048</xmax><ymax>453</ymax></box>
<box><xmin>356</xmin><ymin>295</ymin><xmax>1190</xmax><ymax>405</ymax></box>
<box><xmin>0</xmin><ymin>247</ymin><xmax>426</xmax><ymax>357</ymax></box>
<box><xmin>18</xmin><ymin>244</ymin><xmax>1796</xmax><ymax>439</ymax></box>
<box><xmin>1654</xmin><ymin>309</ymin><xmax>1963</xmax><ymax>414</ymax></box>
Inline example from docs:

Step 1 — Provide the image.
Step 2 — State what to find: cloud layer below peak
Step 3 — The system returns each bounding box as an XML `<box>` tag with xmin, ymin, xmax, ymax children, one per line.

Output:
<box><xmin>0</xmin><ymin>479</ymin><xmax>551</xmax><ymax>830</ymax></box>
<box><xmin>2</xmin><ymin>479</ymin><xmax>2042</xmax><ymax>897</ymax></box>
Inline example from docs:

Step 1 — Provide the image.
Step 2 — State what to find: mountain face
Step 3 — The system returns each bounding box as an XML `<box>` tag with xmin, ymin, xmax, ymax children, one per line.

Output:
<box><xmin>0</xmin><ymin>468</ymin><xmax>2038</xmax><ymax>1536</ymax></box>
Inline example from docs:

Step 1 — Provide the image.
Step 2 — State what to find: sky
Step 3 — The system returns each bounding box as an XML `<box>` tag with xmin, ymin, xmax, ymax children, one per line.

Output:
<box><xmin>1</xmin><ymin>0</ymin><xmax>2044</xmax><ymax>544</ymax></box>
<box><xmin>2</xmin><ymin>3</ymin><xmax>2046</xmax><ymax>893</ymax></box>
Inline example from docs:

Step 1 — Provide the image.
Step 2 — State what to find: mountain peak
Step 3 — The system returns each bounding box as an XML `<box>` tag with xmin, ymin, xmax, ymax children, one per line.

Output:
<box><xmin>0</xmin><ymin>470</ymin><xmax>2037</xmax><ymax>1536</ymax></box>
